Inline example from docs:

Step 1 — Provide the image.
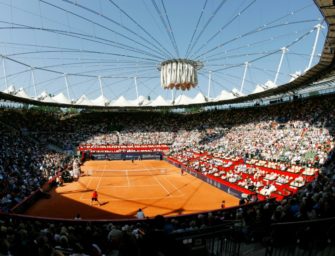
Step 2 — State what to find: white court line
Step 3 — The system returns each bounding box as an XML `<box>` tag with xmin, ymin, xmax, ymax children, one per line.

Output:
<box><xmin>148</xmin><ymin>169</ymin><xmax>170</xmax><ymax>195</ymax></box>
<box><xmin>95</xmin><ymin>162</ymin><xmax>106</xmax><ymax>191</ymax></box>
<box><xmin>100</xmin><ymin>184</ymin><xmax>158</xmax><ymax>188</ymax></box>
<box><xmin>81</xmin><ymin>176</ymin><xmax>107</xmax><ymax>178</ymax></box>
<box><xmin>78</xmin><ymin>169</ymin><xmax>185</xmax><ymax>202</ymax></box>
<box><xmin>80</xmin><ymin>194</ymin><xmax>185</xmax><ymax>201</ymax></box>
<box><xmin>79</xmin><ymin>172</ymin><xmax>94</xmax><ymax>200</ymax></box>
<box><xmin>162</xmin><ymin>175</ymin><xmax>184</xmax><ymax>196</ymax></box>
<box><xmin>95</xmin><ymin>167</ymin><xmax>168</xmax><ymax>172</ymax></box>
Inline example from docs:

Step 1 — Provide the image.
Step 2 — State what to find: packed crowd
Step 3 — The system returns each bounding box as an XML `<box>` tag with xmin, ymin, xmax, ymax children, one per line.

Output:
<box><xmin>1</xmin><ymin>95</ymin><xmax>334</xmax><ymax>171</ymax></box>
<box><xmin>0</xmin><ymin>113</ymin><xmax>71</xmax><ymax>212</ymax></box>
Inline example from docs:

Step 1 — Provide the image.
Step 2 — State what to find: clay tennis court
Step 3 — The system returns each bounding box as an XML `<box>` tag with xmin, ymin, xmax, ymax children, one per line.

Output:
<box><xmin>25</xmin><ymin>160</ymin><xmax>240</xmax><ymax>220</ymax></box>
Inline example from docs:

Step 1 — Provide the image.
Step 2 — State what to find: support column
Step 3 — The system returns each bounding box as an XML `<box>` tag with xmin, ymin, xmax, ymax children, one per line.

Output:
<box><xmin>2</xmin><ymin>57</ymin><xmax>8</xmax><ymax>89</ymax></box>
<box><xmin>307</xmin><ymin>24</ymin><xmax>324</xmax><ymax>70</ymax></box>
<box><xmin>274</xmin><ymin>47</ymin><xmax>288</xmax><ymax>85</ymax></box>
<box><xmin>207</xmin><ymin>71</ymin><xmax>212</xmax><ymax>99</ymax></box>
<box><xmin>134</xmin><ymin>77</ymin><xmax>139</xmax><ymax>104</ymax></box>
<box><xmin>31</xmin><ymin>67</ymin><xmax>37</xmax><ymax>98</ymax></box>
<box><xmin>64</xmin><ymin>74</ymin><xmax>70</xmax><ymax>100</ymax></box>
<box><xmin>98</xmin><ymin>76</ymin><xmax>104</xmax><ymax>98</ymax></box>
<box><xmin>240</xmin><ymin>62</ymin><xmax>249</xmax><ymax>94</ymax></box>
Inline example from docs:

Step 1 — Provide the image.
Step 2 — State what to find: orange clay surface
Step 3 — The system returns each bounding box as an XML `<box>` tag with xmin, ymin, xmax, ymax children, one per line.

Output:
<box><xmin>25</xmin><ymin>160</ymin><xmax>240</xmax><ymax>220</ymax></box>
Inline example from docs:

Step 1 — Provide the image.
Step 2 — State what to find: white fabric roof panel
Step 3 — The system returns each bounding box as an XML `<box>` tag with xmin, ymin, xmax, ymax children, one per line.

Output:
<box><xmin>149</xmin><ymin>95</ymin><xmax>171</xmax><ymax>106</ymax></box>
<box><xmin>91</xmin><ymin>95</ymin><xmax>109</xmax><ymax>106</ymax></box>
<box><xmin>174</xmin><ymin>94</ymin><xmax>193</xmax><ymax>105</ymax></box>
<box><xmin>3</xmin><ymin>85</ymin><xmax>16</xmax><ymax>94</ymax></box>
<box><xmin>191</xmin><ymin>92</ymin><xmax>207</xmax><ymax>104</ymax></box>
<box><xmin>110</xmin><ymin>96</ymin><xmax>130</xmax><ymax>107</ymax></box>
<box><xmin>52</xmin><ymin>92</ymin><xmax>71</xmax><ymax>104</ymax></box>
<box><xmin>76</xmin><ymin>95</ymin><xmax>94</xmax><ymax>106</ymax></box>
<box><xmin>252</xmin><ymin>85</ymin><xmax>265</xmax><ymax>94</ymax></box>
<box><xmin>215</xmin><ymin>90</ymin><xmax>236</xmax><ymax>101</ymax></box>
<box><xmin>15</xmin><ymin>88</ymin><xmax>30</xmax><ymax>99</ymax></box>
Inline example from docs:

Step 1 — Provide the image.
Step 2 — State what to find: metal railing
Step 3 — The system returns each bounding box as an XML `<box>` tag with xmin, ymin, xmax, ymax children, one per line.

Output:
<box><xmin>171</xmin><ymin>222</ymin><xmax>242</xmax><ymax>256</ymax></box>
<box><xmin>265</xmin><ymin>217</ymin><xmax>335</xmax><ymax>256</ymax></box>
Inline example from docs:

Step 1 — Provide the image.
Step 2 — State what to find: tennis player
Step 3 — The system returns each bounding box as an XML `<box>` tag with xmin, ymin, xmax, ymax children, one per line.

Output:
<box><xmin>91</xmin><ymin>190</ymin><xmax>101</xmax><ymax>206</ymax></box>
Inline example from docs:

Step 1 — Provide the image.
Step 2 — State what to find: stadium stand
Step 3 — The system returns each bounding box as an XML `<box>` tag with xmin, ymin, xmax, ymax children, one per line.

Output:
<box><xmin>0</xmin><ymin>92</ymin><xmax>334</xmax><ymax>255</ymax></box>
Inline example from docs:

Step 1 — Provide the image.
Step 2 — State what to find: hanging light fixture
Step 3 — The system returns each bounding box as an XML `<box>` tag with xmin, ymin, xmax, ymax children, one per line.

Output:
<box><xmin>158</xmin><ymin>59</ymin><xmax>203</xmax><ymax>90</ymax></box>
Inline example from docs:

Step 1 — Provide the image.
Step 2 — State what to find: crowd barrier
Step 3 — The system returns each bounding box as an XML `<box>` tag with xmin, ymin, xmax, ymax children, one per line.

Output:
<box><xmin>79</xmin><ymin>145</ymin><xmax>168</xmax><ymax>161</ymax></box>
<box><xmin>78</xmin><ymin>144</ymin><xmax>169</xmax><ymax>152</ymax></box>
<box><xmin>88</xmin><ymin>151</ymin><xmax>163</xmax><ymax>161</ymax></box>
<box><xmin>10</xmin><ymin>184</ymin><xmax>54</xmax><ymax>214</ymax></box>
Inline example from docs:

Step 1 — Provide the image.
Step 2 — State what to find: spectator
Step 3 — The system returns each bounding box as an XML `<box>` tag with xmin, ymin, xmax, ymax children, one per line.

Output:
<box><xmin>136</xmin><ymin>208</ymin><xmax>145</xmax><ymax>219</ymax></box>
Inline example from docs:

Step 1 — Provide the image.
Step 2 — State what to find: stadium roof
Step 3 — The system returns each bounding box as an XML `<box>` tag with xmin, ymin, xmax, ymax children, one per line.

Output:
<box><xmin>0</xmin><ymin>0</ymin><xmax>335</xmax><ymax>109</ymax></box>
